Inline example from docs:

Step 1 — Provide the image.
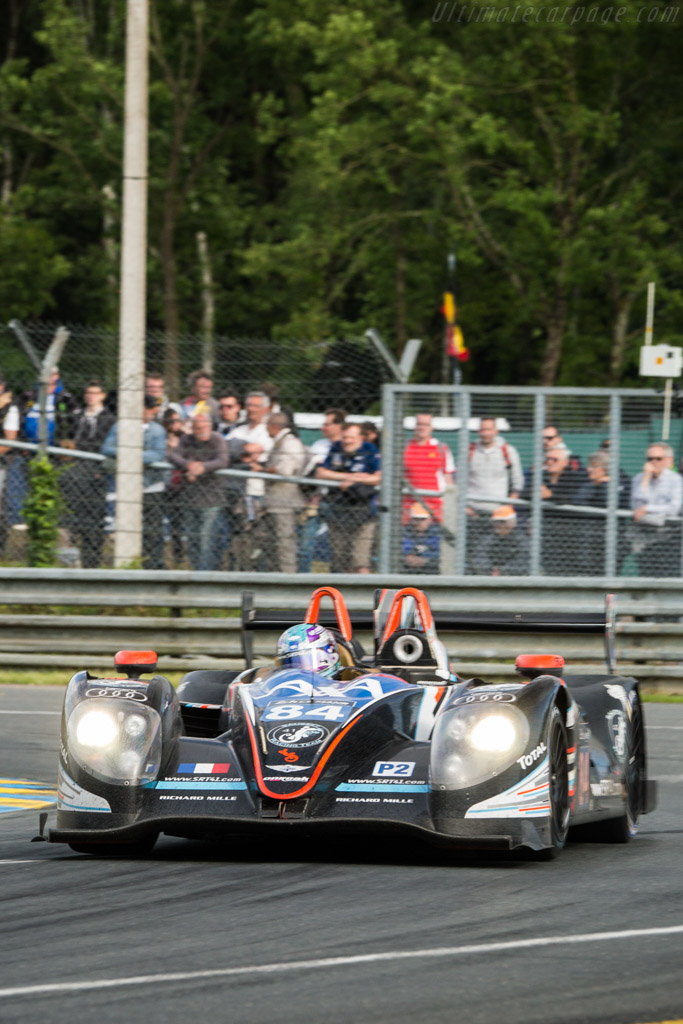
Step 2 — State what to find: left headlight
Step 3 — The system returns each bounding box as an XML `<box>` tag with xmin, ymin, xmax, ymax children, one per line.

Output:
<box><xmin>67</xmin><ymin>698</ymin><xmax>161</xmax><ymax>785</ymax></box>
<box><xmin>431</xmin><ymin>704</ymin><xmax>530</xmax><ymax>790</ymax></box>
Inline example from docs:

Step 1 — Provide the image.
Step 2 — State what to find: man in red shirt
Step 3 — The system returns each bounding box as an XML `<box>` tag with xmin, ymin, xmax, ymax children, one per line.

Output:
<box><xmin>402</xmin><ymin>413</ymin><xmax>455</xmax><ymax>522</ymax></box>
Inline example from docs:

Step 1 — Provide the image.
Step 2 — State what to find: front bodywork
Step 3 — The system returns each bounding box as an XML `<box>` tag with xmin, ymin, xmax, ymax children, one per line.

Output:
<box><xmin>49</xmin><ymin>653</ymin><xmax>654</xmax><ymax>854</ymax></box>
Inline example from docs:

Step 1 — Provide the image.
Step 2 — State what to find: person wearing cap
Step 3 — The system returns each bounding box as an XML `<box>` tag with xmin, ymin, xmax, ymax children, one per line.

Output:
<box><xmin>471</xmin><ymin>504</ymin><xmax>530</xmax><ymax>576</ymax></box>
<box><xmin>101</xmin><ymin>395</ymin><xmax>169</xmax><ymax>569</ymax></box>
<box><xmin>401</xmin><ymin>501</ymin><xmax>441</xmax><ymax>574</ymax></box>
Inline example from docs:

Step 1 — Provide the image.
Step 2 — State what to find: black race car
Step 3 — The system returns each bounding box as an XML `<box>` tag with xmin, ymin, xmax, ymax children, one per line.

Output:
<box><xmin>45</xmin><ymin>586</ymin><xmax>656</xmax><ymax>859</ymax></box>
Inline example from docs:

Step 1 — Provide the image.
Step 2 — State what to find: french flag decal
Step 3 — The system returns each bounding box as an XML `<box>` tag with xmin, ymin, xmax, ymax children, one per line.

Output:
<box><xmin>178</xmin><ymin>763</ymin><xmax>230</xmax><ymax>774</ymax></box>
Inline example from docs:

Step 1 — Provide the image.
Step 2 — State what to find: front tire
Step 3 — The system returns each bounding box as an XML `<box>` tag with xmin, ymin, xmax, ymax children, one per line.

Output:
<box><xmin>527</xmin><ymin>706</ymin><xmax>569</xmax><ymax>861</ymax></box>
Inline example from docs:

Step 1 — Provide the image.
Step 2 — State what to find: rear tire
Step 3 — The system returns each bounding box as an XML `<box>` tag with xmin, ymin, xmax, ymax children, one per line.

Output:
<box><xmin>587</xmin><ymin>693</ymin><xmax>645</xmax><ymax>844</ymax></box>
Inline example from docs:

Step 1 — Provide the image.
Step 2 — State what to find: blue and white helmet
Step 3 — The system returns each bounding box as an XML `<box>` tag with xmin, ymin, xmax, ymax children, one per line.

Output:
<box><xmin>276</xmin><ymin>624</ymin><xmax>340</xmax><ymax>678</ymax></box>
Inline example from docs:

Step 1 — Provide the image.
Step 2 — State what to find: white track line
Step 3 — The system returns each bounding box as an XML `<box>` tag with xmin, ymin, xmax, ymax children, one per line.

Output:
<box><xmin>1</xmin><ymin>925</ymin><xmax>683</xmax><ymax>999</ymax></box>
<box><xmin>0</xmin><ymin>710</ymin><xmax>60</xmax><ymax>715</ymax></box>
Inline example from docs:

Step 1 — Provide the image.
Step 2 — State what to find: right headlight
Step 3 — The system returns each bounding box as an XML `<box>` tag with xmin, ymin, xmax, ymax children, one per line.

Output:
<box><xmin>67</xmin><ymin>698</ymin><xmax>161</xmax><ymax>785</ymax></box>
<box><xmin>431</xmin><ymin>703</ymin><xmax>530</xmax><ymax>790</ymax></box>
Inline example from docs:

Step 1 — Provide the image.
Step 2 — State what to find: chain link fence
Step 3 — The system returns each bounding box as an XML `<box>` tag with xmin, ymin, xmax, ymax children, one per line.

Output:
<box><xmin>1</xmin><ymin>322</ymin><xmax>680</xmax><ymax>577</ymax></box>
<box><xmin>380</xmin><ymin>384</ymin><xmax>682</xmax><ymax>577</ymax></box>
<box><xmin>0</xmin><ymin>321</ymin><xmax>389</xmax><ymax>568</ymax></box>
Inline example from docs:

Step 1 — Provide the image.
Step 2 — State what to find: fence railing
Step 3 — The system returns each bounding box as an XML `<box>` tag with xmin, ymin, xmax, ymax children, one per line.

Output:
<box><xmin>0</xmin><ymin>569</ymin><xmax>682</xmax><ymax>683</ymax></box>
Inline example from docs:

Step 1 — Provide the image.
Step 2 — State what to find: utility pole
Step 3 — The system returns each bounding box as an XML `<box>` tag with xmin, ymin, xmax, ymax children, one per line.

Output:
<box><xmin>115</xmin><ymin>0</ymin><xmax>149</xmax><ymax>566</ymax></box>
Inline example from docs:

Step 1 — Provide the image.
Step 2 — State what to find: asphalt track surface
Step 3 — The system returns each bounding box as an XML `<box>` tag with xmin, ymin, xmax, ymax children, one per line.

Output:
<box><xmin>1</xmin><ymin>684</ymin><xmax>683</xmax><ymax>1024</ymax></box>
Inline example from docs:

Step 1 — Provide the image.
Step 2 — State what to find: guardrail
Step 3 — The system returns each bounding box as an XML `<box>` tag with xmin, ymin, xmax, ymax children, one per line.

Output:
<box><xmin>0</xmin><ymin>569</ymin><xmax>682</xmax><ymax>683</ymax></box>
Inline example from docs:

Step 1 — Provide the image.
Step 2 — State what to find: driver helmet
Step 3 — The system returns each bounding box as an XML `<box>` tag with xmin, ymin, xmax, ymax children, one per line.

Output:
<box><xmin>276</xmin><ymin>623</ymin><xmax>340</xmax><ymax>678</ymax></box>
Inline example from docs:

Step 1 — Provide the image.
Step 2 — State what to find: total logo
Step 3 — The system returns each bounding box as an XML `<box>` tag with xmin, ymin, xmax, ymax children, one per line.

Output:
<box><xmin>517</xmin><ymin>742</ymin><xmax>547</xmax><ymax>769</ymax></box>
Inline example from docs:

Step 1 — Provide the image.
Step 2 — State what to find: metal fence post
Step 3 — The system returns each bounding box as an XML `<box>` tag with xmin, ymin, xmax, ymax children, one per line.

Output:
<box><xmin>454</xmin><ymin>390</ymin><xmax>471</xmax><ymax>574</ymax></box>
<box><xmin>605</xmin><ymin>394</ymin><xmax>621</xmax><ymax>576</ymax></box>
<box><xmin>529</xmin><ymin>394</ymin><xmax>545</xmax><ymax>575</ymax></box>
<box><xmin>378</xmin><ymin>384</ymin><xmax>397</xmax><ymax>573</ymax></box>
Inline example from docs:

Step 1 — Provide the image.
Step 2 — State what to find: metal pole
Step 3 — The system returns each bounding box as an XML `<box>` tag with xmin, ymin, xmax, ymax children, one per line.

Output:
<box><xmin>378</xmin><ymin>384</ymin><xmax>395</xmax><ymax>573</ymax></box>
<box><xmin>454</xmin><ymin>390</ymin><xmax>470</xmax><ymax>574</ymax></box>
<box><xmin>115</xmin><ymin>0</ymin><xmax>148</xmax><ymax>566</ymax></box>
<box><xmin>663</xmin><ymin>379</ymin><xmax>673</xmax><ymax>441</ymax></box>
<box><xmin>644</xmin><ymin>282</ymin><xmax>655</xmax><ymax>346</ymax></box>
<box><xmin>529</xmin><ymin>394</ymin><xmax>545</xmax><ymax>575</ymax></box>
<box><xmin>605</xmin><ymin>394</ymin><xmax>620</xmax><ymax>577</ymax></box>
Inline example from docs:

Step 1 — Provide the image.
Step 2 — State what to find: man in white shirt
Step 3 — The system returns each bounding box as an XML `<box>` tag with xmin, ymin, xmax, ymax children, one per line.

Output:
<box><xmin>630</xmin><ymin>441</ymin><xmax>683</xmax><ymax>576</ymax></box>
<box><xmin>229</xmin><ymin>390</ymin><xmax>273</xmax><ymax>566</ymax></box>
<box><xmin>467</xmin><ymin>416</ymin><xmax>524</xmax><ymax>570</ymax></box>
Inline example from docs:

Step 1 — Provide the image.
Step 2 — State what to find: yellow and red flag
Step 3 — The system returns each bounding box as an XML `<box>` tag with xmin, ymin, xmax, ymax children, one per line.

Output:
<box><xmin>442</xmin><ymin>289</ymin><xmax>469</xmax><ymax>362</ymax></box>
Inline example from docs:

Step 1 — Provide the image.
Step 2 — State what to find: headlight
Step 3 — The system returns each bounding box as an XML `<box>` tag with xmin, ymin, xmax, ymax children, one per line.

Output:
<box><xmin>66</xmin><ymin>698</ymin><xmax>161</xmax><ymax>785</ymax></box>
<box><xmin>76</xmin><ymin>710</ymin><xmax>119</xmax><ymax>748</ymax></box>
<box><xmin>469</xmin><ymin>714</ymin><xmax>519</xmax><ymax>753</ymax></box>
<box><xmin>431</xmin><ymin>704</ymin><xmax>530</xmax><ymax>790</ymax></box>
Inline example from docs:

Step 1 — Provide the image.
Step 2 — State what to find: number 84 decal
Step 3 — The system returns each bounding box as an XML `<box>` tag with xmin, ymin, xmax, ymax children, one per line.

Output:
<box><xmin>261</xmin><ymin>702</ymin><xmax>352</xmax><ymax>723</ymax></box>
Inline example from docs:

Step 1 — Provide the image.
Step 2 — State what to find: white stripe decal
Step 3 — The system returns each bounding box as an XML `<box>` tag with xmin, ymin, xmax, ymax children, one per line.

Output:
<box><xmin>1</xmin><ymin>924</ymin><xmax>683</xmax><ymax>999</ymax></box>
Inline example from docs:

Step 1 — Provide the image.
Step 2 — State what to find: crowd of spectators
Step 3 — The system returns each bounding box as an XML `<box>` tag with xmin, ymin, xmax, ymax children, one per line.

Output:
<box><xmin>0</xmin><ymin>367</ymin><xmax>680</xmax><ymax>577</ymax></box>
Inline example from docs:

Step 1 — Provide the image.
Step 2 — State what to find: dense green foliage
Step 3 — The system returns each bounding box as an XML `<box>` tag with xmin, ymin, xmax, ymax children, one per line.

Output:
<box><xmin>1</xmin><ymin>0</ymin><xmax>681</xmax><ymax>387</ymax></box>
<box><xmin>22</xmin><ymin>454</ymin><xmax>63</xmax><ymax>566</ymax></box>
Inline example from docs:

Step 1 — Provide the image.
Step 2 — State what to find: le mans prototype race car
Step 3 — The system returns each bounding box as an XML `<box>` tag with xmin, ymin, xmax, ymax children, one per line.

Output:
<box><xmin>45</xmin><ymin>586</ymin><xmax>656</xmax><ymax>860</ymax></box>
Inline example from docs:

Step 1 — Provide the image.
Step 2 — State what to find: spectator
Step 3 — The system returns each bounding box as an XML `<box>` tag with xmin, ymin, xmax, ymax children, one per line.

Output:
<box><xmin>167</xmin><ymin>412</ymin><xmax>229</xmax><ymax>571</ymax></box>
<box><xmin>61</xmin><ymin>380</ymin><xmax>116</xmax><ymax>568</ymax></box>
<box><xmin>162</xmin><ymin>407</ymin><xmax>187</xmax><ymax>567</ymax></box>
<box><xmin>145</xmin><ymin>371</ymin><xmax>182</xmax><ymax>423</ymax></box>
<box><xmin>101</xmin><ymin>395</ymin><xmax>168</xmax><ymax>570</ymax></box>
<box><xmin>298</xmin><ymin>408</ymin><xmax>346</xmax><ymax>572</ymax></box>
<box><xmin>179</xmin><ymin>370</ymin><xmax>219</xmax><ymax>427</ymax></box>
<box><xmin>630</xmin><ymin>442</ymin><xmax>683</xmax><ymax>577</ymax></box>
<box><xmin>0</xmin><ymin>372</ymin><xmax>21</xmax><ymax>550</ymax></box>
<box><xmin>216</xmin><ymin>392</ymin><xmax>244</xmax><ymax>438</ymax></box>
<box><xmin>402</xmin><ymin>413</ymin><xmax>455</xmax><ymax>522</ymax></box>
<box><xmin>541</xmin><ymin>424</ymin><xmax>568</xmax><ymax>454</ymax></box>
<box><xmin>230</xmin><ymin>391</ymin><xmax>273</xmax><ymax>561</ymax></box>
<box><xmin>22</xmin><ymin>366</ymin><xmax>79</xmax><ymax>446</ymax></box>
<box><xmin>309</xmin><ymin>408</ymin><xmax>346</xmax><ymax>464</ymax></box>
<box><xmin>402</xmin><ymin>501</ymin><xmax>441</xmax><ymax>574</ymax></box>
<box><xmin>361</xmin><ymin>420</ymin><xmax>380</xmax><ymax>449</ymax></box>
<box><xmin>260</xmin><ymin>381</ymin><xmax>297</xmax><ymax>433</ymax></box>
<box><xmin>261</xmin><ymin>411</ymin><xmax>308</xmax><ymax>572</ymax></box>
<box><xmin>466</xmin><ymin>416</ymin><xmax>523</xmax><ymax>570</ymax></box>
<box><xmin>573</xmin><ymin>451</ymin><xmax>631</xmax><ymax>573</ymax></box>
<box><xmin>535</xmin><ymin>442</ymin><xmax>588</xmax><ymax>574</ymax></box>
<box><xmin>471</xmin><ymin>504</ymin><xmax>530</xmax><ymax>577</ymax></box>
<box><xmin>316</xmin><ymin>422</ymin><xmax>381</xmax><ymax>573</ymax></box>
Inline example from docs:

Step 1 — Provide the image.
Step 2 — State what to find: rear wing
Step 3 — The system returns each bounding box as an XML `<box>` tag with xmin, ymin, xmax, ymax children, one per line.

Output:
<box><xmin>240</xmin><ymin>589</ymin><xmax>617</xmax><ymax>673</ymax></box>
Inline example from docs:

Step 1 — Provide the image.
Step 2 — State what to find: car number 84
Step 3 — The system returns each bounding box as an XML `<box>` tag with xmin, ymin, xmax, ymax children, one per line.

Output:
<box><xmin>262</xmin><ymin>702</ymin><xmax>350</xmax><ymax>722</ymax></box>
